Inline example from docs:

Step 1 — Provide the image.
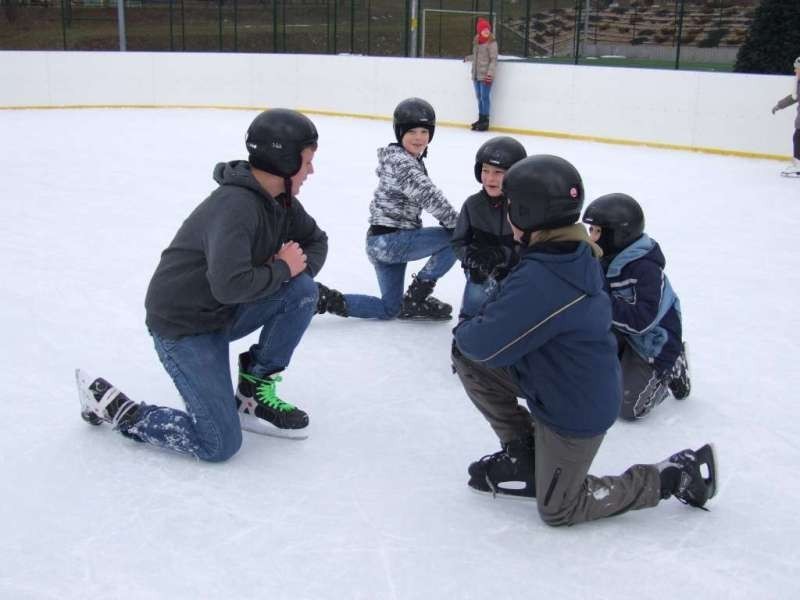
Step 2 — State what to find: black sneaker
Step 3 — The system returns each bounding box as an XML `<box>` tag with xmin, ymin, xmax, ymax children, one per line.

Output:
<box><xmin>237</xmin><ymin>354</ymin><xmax>308</xmax><ymax>430</ymax></box>
<box><xmin>668</xmin><ymin>343</ymin><xmax>691</xmax><ymax>400</ymax></box>
<box><xmin>75</xmin><ymin>369</ymin><xmax>139</xmax><ymax>429</ymax></box>
<box><xmin>658</xmin><ymin>443</ymin><xmax>717</xmax><ymax>509</ymax></box>
<box><xmin>467</xmin><ymin>438</ymin><xmax>536</xmax><ymax>499</ymax></box>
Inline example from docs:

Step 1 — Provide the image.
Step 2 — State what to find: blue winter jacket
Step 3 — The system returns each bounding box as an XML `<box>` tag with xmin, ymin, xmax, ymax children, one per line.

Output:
<box><xmin>605</xmin><ymin>234</ymin><xmax>682</xmax><ymax>375</ymax></box>
<box><xmin>454</xmin><ymin>241</ymin><xmax>621</xmax><ymax>438</ymax></box>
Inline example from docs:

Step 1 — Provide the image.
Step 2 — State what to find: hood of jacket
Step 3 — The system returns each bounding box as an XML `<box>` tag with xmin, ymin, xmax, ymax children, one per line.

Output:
<box><xmin>521</xmin><ymin>240</ymin><xmax>605</xmax><ymax>297</ymax></box>
<box><xmin>606</xmin><ymin>234</ymin><xmax>665</xmax><ymax>278</ymax></box>
<box><xmin>212</xmin><ymin>160</ymin><xmax>271</xmax><ymax>197</ymax></box>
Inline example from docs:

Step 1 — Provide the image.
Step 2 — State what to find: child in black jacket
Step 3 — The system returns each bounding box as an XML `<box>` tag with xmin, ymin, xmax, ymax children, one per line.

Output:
<box><xmin>451</xmin><ymin>137</ymin><xmax>526</xmax><ymax>319</ymax></box>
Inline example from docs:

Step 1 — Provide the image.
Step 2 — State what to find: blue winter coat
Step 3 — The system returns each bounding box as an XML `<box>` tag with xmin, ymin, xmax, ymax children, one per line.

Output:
<box><xmin>605</xmin><ymin>234</ymin><xmax>682</xmax><ymax>375</ymax></box>
<box><xmin>454</xmin><ymin>241</ymin><xmax>621</xmax><ymax>438</ymax></box>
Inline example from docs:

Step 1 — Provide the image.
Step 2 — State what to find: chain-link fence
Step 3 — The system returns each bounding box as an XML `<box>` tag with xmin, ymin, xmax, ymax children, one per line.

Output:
<box><xmin>0</xmin><ymin>0</ymin><xmax>760</xmax><ymax>70</ymax></box>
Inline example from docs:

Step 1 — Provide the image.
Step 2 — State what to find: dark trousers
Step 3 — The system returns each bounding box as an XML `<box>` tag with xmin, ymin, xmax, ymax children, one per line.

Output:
<box><xmin>452</xmin><ymin>346</ymin><xmax>661</xmax><ymax>526</ymax></box>
<box><xmin>793</xmin><ymin>128</ymin><xmax>800</xmax><ymax>160</ymax></box>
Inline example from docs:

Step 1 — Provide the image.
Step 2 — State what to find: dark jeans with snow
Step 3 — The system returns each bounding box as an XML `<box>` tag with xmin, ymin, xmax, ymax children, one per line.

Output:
<box><xmin>452</xmin><ymin>347</ymin><xmax>661</xmax><ymax>526</ymax></box>
<box><xmin>120</xmin><ymin>273</ymin><xmax>318</xmax><ymax>462</ymax></box>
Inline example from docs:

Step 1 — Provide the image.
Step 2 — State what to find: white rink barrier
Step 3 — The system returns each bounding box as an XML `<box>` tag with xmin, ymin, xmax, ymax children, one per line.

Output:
<box><xmin>0</xmin><ymin>50</ymin><xmax>795</xmax><ymax>159</ymax></box>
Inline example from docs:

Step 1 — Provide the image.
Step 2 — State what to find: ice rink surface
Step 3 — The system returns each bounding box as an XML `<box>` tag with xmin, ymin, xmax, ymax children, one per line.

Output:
<box><xmin>1</xmin><ymin>108</ymin><xmax>799</xmax><ymax>599</ymax></box>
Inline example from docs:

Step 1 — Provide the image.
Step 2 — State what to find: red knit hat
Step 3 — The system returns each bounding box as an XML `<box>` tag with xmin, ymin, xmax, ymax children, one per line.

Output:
<box><xmin>476</xmin><ymin>18</ymin><xmax>491</xmax><ymax>36</ymax></box>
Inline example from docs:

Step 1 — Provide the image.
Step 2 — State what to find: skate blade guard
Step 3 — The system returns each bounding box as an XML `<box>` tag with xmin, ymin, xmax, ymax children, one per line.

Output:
<box><xmin>696</xmin><ymin>443</ymin><xmax>718</xmax><ymax>501</ymax></box>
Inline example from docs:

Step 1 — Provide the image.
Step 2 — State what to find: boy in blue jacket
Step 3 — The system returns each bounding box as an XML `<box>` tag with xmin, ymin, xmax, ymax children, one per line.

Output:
<box><xmin>452</xmin><ymin>155</ymin><xmax>716</xmax><ymax>525</ymax></box>
<box><xmin>582</xmin><ymin>193</ymin><xmax>690</xmax><ymax>420</ymax></box>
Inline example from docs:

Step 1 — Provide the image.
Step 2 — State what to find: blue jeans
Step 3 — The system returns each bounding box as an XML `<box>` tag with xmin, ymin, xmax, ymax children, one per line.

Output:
<box><xmin>459</xmin><ymin>272</ymin><xmax>501</xmax><ymax>319</ymax></box>
<box><xmin>343</xmin><ymin>227</ymin><xmax>456</xmax><ymax>319</ymax></box>
<box><xmin>122</xmin><ymin>273</ymin><xmax>317</xmax><ymax>462</ymax></box>
<box><xmin>473</xmin><ymin>80</ymin><xmax>492</xmax><ymax>117</ymax></box>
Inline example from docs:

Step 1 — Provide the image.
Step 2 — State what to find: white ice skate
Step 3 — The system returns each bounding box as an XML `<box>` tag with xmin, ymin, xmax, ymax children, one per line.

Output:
<box><xmin>780</xmin><ymin>158</ymin><xmax>800</xmax><ymax>178</ymax></box>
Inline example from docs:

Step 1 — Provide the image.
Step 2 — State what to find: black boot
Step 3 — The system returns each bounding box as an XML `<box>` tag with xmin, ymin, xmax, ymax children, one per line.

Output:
<box><xmin>474</xmin><ymin>114</ymin><xmax>489</xmax><ymax>131</ymax></box>
<box><xmin>657</xmin><ymin>443</ymin><xmax>717</xmax><ymax>509</ymax></box>
<box><xmin>467</xmin><ymin>436</ymin><xmax>536</xmax><ymax>498</ymax></box>
<box><xmin>470</xmin><ymin>116</ymin><xmax>482</xmax><ymax>131</ymax></box>
<box><xmin>398</xmin><ymin>275</ymin><xmax>452</xmax><ymax>321</ymax></box>
<box><xmin>237</xmin><ymin>352</ymin><xmax>309</xmax><ymax>430</ymax></box>
<box><xmin>316</xmin><ymin>282</ymin><xmax>348</xmax><ymax>317</ymax></box>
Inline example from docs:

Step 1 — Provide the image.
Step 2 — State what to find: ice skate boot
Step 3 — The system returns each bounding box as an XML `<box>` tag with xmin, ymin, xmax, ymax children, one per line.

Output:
<box><xmin>75</xmin><ymin>369</ymin><xmax>140</xmax><ymax>429</ymax></box>
<box><xmin>780</xmin><ymin>158</ymin><xmax>800</xmax><ymax>178</ymax></box>
<box><xmin>657</xmin><ymin>443</ymin><xmax>718</xmax><ymax>509</ymax></box>
<box><xmin>398</xmin><ymin>275</ymin><xmax>452</xmax><ymax>321</ymax></box>
<box><xmin>467</xmin><ymin>437</ymin><xmax>536</xmax><ymax>499</ymax></box>
<box><xmin>237</xmin><ymin>352</ymin><xmax>309</xmax><ymax>438</ymax></box>
<box><xmin>316</xmin><ymin>282</ymin><xmax>348</xmax><ymax>317</ymax></box>
<box><xmin>668</xmin><ymin>342</ymin><xmax>691</xmax><ymax>400</ymax></box>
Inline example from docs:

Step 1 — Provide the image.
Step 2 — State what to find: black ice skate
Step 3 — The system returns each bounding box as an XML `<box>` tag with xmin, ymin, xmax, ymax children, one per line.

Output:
<box><xmin>237</xmin><ymin>352</ymin><xmax>309</xmax><ymax>439</ymax></box>
<box><xmin>75</xmin><ymin>368</ymin><xmax>139</xmax><ymax>429</ymax></box>
<box><xmin>316</xmin><ymin>282</ymin><xmax>348</xmax><ymax>317</ymax></box>
<box><xmin>467</xmin><ymin>437</ymin><xmax>536</xmax><ymax>500</ymax></box>
<box><xmin>658</xmin><ymin>443</ymin><xmax>718</xmax><ymax>509</ymax></box>
<box><xmin>398</xmin><ymin>275</ymin><xmax>452</xmax><ymax>321</ymax></box>
<box><xmin>668</xmin><ymin>343</ymin><xmax>691</xmax><ymax>400</ymax></box>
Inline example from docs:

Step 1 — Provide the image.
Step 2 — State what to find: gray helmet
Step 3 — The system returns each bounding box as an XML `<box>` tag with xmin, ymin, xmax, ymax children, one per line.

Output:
<box><xmin>795</xmin><ymin>56</ymin><xmax>800</xmax><ymax>68</ymax></box>
<box><xmin>504</xmin><ymin>155</ymin><xmax>584</xmax><ymax>232</ymax></box>
<box><xmin>474</xmin><ymin>136</ymin><xmax>528</xmax><ymax>183</ymax></box>
<box><xmin>246</xmin><ymin>108</ymin><xmax>318</xmax><ymax>178</ymax></box>
<box><xmin>582</xmin><ymin>193</ymin><xmax>645</xmax><ymax>255</ymax></box>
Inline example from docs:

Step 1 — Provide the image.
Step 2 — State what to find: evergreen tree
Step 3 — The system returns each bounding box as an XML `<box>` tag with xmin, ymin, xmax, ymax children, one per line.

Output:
<box><xmin>734</xmin><ymin>0</ymin><xmax>800</xmax><ymax>74</ymax></box>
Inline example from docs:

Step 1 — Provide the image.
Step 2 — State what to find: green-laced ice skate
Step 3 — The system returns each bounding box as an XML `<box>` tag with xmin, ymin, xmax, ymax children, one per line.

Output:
<box><xmin>236</xmin><ymin>353</ymin><xmax>309</xmax><ymax>438</ymax></box>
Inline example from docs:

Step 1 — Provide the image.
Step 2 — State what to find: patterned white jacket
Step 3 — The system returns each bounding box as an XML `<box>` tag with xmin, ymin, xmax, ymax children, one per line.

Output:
<box><xmin>368</xmin><ymin>144</ymin><xmax>458</xmax><ymax>230</ymax></box>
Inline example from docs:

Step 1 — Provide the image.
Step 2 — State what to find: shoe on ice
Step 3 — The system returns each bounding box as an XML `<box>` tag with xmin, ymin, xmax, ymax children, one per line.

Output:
<box><xmin>316</xmin><ymin>282</ymin><xmax>348</xmax><ymax>317</ymax></box>
<box><xmin>467</xmin><ymin>437</ymin><xmax>536</xmax><ymax>499</ymax></box>
<box><xmin>780</xmin><ymin>158</ymin><xmax>800</xmax><ymax>177</ymax></box>
<box><xmin>75</xmin><ymin>369</ymin><xmax>140</xmax><ymax>429</ymax></box>
<box><xmin>668</xmin><ymin>343</ymin><xmax>691</xmax><ymax>400</ymax></box>
<box><xmin>237</xmin><ymin>353</ymin><xmax>309</xmax><ymax>430</ymax></box>
<box><xmin>658</xmin><ymin>443</ymin><xmax>717</xmax><ymax>509</ymax></box>
<box><xmin>398</xmin><ymin>275</ymin><xmax>452</xmax><ymax>321</ymax></box>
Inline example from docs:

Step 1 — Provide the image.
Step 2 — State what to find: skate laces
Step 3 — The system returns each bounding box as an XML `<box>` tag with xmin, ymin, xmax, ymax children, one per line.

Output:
<box><xmin>241</xmin><ymin>373</ymin><xmax>296</xmax><ymax>412</ymax></box>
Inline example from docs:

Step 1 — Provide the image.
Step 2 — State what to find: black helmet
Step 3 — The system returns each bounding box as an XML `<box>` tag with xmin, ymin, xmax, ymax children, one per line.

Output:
<box><xmin>582</xmin><ymin>193</ymin><xmax>645</xmax><ymax>255</ymax></box>
<box><xmin>393</xmin><ymin>98</ymin><xmax>436</xmax><ymax>143</ymax></box>
<box><xmin>474</xmin><ymin>136</ymin><xmax>527</xmax><ymax>182</ymax></box>
<box><xmin>246</xmin><ymin>108</ymin><xmax>318</xmax><ymax>178</ymax></box>
<box><xmin>503</xmin><ymin>155</ymin><xmax>584</xmax><ymax>232</ymax></box>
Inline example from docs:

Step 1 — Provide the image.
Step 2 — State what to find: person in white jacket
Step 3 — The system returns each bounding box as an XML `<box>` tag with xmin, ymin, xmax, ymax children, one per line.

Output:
<box><xmin>316</xmin><ymin>98</ymin><xmax>459</xmax><ymax>321</ymax></box>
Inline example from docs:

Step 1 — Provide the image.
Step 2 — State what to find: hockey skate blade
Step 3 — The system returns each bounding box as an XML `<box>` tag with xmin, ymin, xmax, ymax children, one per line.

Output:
<box><xmin>75</xmin><ymin>368</ymin><xmax>103</xmax><ymax>426</ymax></box>
<box><xmin>468</xmin><ymin>478</ymin><xmax>536</xmax><ymax>503</ymax></box>
<box><xmin>780</xmin><ymin>172</ymin><xmax>800</xmax><ymax>178</ymax></box>
<box><xmin>239</xmin><ymin>413</ymin><xmax>309</xmax><ymax>440</ymax></box>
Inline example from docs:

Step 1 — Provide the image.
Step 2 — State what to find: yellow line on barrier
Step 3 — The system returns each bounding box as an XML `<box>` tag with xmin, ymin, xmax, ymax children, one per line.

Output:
<box><xmin>0</xmin><ymin>103</ymin><xmax>789</xmax><ymax>161</ymax></box>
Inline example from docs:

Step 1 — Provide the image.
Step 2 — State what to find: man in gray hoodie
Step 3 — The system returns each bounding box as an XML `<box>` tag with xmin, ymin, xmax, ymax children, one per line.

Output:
<box><xmin>76</xmin><ymin>109</ymin><xmax>328</xmax><ymax>461</ymax></box>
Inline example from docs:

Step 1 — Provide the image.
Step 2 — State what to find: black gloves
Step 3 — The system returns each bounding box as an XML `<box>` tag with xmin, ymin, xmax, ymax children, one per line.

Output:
<box><xmin>465</xmin><ymin>245</ymin><xmax>506</xmax><ymax>282</ymax></box>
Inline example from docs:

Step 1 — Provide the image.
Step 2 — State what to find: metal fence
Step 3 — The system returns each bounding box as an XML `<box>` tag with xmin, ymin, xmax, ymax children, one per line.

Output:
<box><xmin>0</xmin><ymin>1</ymin><xmax>760</xmax><ymax>70</ymax></box>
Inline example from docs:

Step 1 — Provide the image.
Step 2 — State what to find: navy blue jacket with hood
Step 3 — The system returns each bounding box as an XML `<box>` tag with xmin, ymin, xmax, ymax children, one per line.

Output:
<box><xmin>454</xmin><ymin>239</ymin><xmax>621</xmax><ymax>438</ymax></box>
<box><xmin>604</xmin><ymin>234</ymin><xmax>682</xmax><ymax>375</ymax></box>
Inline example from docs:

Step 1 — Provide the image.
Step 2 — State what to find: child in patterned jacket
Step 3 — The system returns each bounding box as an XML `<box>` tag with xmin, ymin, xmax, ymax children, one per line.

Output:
<box><xmin>316</xmin><ymin>97</ymin><xmax>459</xmax><ymax>320</ymax></box>
<box><xmin>582</xmin><ymin>193</ymin><xmax>691</xmax><ymax>420</ymax></box>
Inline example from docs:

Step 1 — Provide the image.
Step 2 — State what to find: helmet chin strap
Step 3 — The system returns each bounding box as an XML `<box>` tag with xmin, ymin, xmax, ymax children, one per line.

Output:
<box><xmin>283</xmin><ymin>176</ymin><xmax>293</xmax><ymax>206</ymax></box>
